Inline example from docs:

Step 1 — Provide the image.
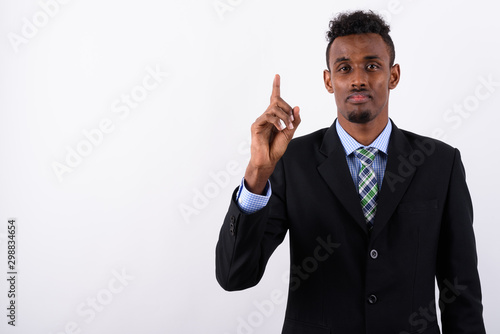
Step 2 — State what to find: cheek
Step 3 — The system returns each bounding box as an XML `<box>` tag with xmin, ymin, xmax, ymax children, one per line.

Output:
<box><xmin>332</xmin><ymin>86</ymin><xmax>345</xmax><ymax>104</ymax></box>
<box><xmin>332</xmin><ymin>80</ymin><xmax>345</xmax><ymax>96</ymax></box>
<box><xmin>373</xmin><ymin>80</ymin><xmax>390</xmax><ymax>98</ymax></box>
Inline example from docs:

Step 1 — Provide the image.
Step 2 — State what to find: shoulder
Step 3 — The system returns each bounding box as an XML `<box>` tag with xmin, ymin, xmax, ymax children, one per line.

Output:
<box><xmin>394</xmin><ymin>127</ymin><xmax>464</xmax><ymax>174</ymax></box>
<box><xmin>285</xmin><ymin>127</ymin><xmax>329</xmax><ymax>155</ymax></box>
<box><xmin>398</xmin><ymin>127</ymin><xmax>457</xmax><ymax>156</ymax></box>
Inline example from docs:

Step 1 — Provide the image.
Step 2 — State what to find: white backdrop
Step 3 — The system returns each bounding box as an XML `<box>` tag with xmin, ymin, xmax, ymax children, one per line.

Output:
<box><xmin>1</xmin><ymin>0</ymin><xmax>499</xmax><ymax>333</ymax></box>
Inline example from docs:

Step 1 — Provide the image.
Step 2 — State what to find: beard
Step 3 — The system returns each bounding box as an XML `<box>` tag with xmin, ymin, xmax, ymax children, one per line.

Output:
<box><xmin>346</xmin><ymin>110</ymin><xmax>373</xmax><ymax>124</ymax></box>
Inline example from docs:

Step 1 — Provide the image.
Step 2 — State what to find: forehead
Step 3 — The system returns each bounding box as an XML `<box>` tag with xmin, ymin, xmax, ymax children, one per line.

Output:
<box><xmin>329</xmin><ymin>33</ymin><xmax>390</xmax><ymax>62</ymax></box>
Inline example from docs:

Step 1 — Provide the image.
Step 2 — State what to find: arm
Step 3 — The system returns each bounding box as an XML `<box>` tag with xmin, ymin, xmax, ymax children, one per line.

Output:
<box><xmin>215</xmin><ymin>75</ymin><xmax>301</xmax><ymax>291</ymax></box>
<box><xmin>216</xmin><ymin>158</ymin><xmax>289</xmax><ymax>291</ymax></box>
<box><xmin>436</xmin><ymin>149</ymin><xmax>486</xmax><ymax>333</ymax></box>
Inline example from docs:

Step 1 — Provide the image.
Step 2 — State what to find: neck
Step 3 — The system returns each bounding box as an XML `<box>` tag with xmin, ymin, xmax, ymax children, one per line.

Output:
<box><xmin>337</xmin><ymin>114</ymin><xmax>389</xmax><ymax>146</ymax></box>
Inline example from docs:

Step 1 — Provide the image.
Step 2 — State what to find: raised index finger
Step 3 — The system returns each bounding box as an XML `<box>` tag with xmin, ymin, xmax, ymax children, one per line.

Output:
<box><xmin>271</xmin><ymin>74</ymin><xmax>280</xmax><ymax>99</ymax></box>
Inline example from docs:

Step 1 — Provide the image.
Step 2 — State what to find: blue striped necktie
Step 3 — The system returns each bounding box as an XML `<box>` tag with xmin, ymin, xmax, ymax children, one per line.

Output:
<box><xmin>355</xmin><ymin>147</ymin><xmax>379</xmax><ymax>229</ymax></box>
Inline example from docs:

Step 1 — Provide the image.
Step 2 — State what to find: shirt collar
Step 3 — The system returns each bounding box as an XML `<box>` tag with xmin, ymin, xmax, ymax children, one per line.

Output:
<box><xmin>335</xmin><ymin>119</ymin><xmax>392</xmax><ymax>156</ymax></box>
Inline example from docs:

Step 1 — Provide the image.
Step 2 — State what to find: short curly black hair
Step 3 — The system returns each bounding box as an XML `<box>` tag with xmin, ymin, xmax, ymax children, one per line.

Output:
<box><xmin>325</xmin><ymin>10</ymin><xmax>395</xmax><ymax>70</ymax></box>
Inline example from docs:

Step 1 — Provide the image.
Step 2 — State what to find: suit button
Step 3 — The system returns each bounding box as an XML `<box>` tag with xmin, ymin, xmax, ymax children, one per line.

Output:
<box><xmin>370</xmin><ymin>249</ymin><xmax>378</xmax><ymax>259</ymax></box>
<box><xmin>367</xmin><ymin>295</ymin><xmax>378</xmax><ymax>304</ymax></box>
<box><xmin>230</xmin><ymin>216</ymin><xmax>235</xmax><ymax>223</ymax></box>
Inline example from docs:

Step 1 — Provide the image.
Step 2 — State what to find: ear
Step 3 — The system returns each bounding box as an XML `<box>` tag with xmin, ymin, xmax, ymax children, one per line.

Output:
<box><xmin>389</xmin><ymin>64</ymin><xmax>401</xmax><ymax>90</ymax></box>
<box><xmin>323</xmin><ymin>69</ymin><xmax>334</xmax><ymax>94</ymax></box>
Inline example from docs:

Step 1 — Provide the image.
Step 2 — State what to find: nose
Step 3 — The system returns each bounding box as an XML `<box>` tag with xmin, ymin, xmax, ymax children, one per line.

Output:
<box><xmin>350</xmin><ymin>68</ymin><xmax>367</xmax><ymax>88</ymax></box>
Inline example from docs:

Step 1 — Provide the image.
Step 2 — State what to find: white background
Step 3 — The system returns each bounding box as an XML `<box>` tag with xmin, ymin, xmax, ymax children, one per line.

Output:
<box><xmin>1</xmin><ymin>0</ymin><xmax>499</xmax><ymax>333</ymax></box>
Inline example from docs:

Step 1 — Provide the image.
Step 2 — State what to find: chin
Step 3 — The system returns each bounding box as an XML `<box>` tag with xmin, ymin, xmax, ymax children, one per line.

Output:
<box><xmin>346</xmin><ymin>110</ymin><xmax>373</xmax><ymax>124</ymax></box>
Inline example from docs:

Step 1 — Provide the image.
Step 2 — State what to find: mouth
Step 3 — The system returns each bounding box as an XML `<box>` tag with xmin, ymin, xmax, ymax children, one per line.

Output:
<box><xmin>346</xmin><ymin>91</ymin><xmax>371</xmax><ymax>104</ymax></box>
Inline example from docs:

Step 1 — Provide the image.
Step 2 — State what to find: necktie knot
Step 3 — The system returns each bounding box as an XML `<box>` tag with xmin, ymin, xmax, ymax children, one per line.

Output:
<box><xmin>355</xmin><ymin>147</ymin><xmax>378</xmax><ymax>168</ymax></box>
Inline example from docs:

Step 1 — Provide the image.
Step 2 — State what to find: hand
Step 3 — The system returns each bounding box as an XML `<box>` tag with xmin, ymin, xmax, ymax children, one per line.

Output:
<box><xmin>244</xmin><ymin>74</ymin><xmax>301</xmax><ymax>194</ymax></box>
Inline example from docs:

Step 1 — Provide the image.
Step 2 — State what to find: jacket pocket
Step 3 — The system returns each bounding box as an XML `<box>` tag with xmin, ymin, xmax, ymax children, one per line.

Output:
<box><xmin>282</xmin><ymin>318</ymin><xmax>330</xmax><ymax>334</ymax></box>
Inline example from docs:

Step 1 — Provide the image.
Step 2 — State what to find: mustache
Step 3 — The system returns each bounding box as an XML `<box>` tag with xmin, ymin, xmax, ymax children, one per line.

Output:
<box><xmin>348</xmin><ymin>89</ymin><xmax>370</xmax><ymax>95</ymax></box>
<box><xmin>346</xmin><ymin>89</ymin><xmax>371</xmax><ymax>100</ymax></box>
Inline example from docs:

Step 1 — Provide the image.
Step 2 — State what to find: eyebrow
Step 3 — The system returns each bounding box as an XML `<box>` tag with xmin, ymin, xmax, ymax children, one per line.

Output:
<box><xmin>334</xmin><ymin>57</ymin><xmax>349</xmax><ymax>64</ymax></box>
<box><xmin>334</xmin><ymin>55</ymin><xmax>382</xmax><ymax>64</ymax></box>
<box><xmin>364</xmin><ymin>55</ymin><xmax>382</xmax><ymax>61</ymax></box>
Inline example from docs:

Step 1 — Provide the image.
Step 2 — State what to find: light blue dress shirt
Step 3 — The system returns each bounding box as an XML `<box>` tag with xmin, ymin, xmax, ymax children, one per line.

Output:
<box><xmin>236</xmin><ymin>119</ymin><xmax>392</xmax><ymax>214</ymax></box>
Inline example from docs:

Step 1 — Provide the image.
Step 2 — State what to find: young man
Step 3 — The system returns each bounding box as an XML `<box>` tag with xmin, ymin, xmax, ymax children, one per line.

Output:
<box><xmin>216</xmin><ymin>10</ymin><xmax>485</xmax><ymax>334</ymax></box>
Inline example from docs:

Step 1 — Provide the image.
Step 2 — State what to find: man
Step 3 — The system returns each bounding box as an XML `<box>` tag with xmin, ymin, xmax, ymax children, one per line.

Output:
<box><xmin>216</xmin><ymin>10</ymin><xmax>485</xmax><ymax>334</ymax></box>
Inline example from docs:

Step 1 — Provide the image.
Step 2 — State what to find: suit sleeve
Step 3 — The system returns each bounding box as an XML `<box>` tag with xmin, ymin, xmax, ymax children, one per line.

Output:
<box><xmin>436</xmin><ymin>148</ymin><xmax>486</xmax><ymax>333</ymax></box>
<box><xmin>215</xmin><ymin>159</ymin><xmax>289</xmax><ymax>291</ymax></box>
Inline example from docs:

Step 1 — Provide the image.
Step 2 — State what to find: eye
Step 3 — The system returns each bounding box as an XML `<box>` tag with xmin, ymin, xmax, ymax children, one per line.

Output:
<box><xmin>338</xmin><ymin>65</ymin><xmax>351</xmax><ymax>72</ymax></box>
<box><xmin>367</xmin><ymin>64</ymin><xmax>379</xmax><ymax>70</ymax></box>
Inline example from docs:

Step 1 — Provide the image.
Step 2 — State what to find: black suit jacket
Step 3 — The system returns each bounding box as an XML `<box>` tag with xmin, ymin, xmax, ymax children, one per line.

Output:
<box><xmin>216</xmin><ymin>120</ymin><xmax>485</xmax><ymax>334</ymax></box>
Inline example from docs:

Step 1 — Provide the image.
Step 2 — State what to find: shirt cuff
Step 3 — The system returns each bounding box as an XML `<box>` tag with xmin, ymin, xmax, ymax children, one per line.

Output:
<box><xmin>235</xmin><ymin>177</ymin><xmax>272</xmax><ymax>214</ymax></box>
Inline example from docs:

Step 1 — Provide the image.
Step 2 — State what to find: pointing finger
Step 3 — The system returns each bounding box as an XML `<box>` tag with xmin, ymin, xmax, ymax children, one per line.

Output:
<box><xmin>271</xmin><ymin>74</ymin><xmax>280</xmax><ymax>99</ymax></box>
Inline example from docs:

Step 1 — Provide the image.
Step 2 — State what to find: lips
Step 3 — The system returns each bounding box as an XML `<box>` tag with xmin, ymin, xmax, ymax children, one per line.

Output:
<box><xmin>347</xmin><ymin>91</ymin><xmax>371</xmax><ymax>104</ymax></box>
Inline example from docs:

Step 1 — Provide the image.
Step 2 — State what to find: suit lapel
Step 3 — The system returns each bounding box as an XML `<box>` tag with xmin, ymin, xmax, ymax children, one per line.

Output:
<box><xmin>317</xmin><ymin>121</ymin><xmax>369</xmax><ymax>234</ymax></box>
<box><xmin>370</xmin><ymin>120</ymin><xmax>415</xmax><ymax>240</ymax></box>
<box><xmin>316</xmin><ymin>119</ymin><xmax>415</xmax><ymax>238</ymax></box>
